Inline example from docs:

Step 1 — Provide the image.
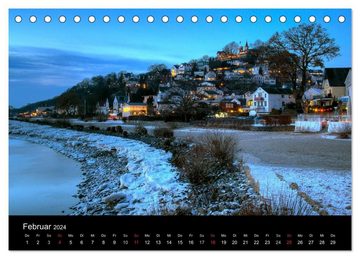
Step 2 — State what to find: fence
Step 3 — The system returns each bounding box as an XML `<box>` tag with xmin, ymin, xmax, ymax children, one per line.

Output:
<box><xmin>297</xmin><ymin>114</ymin><xmax>351</xmax><ymax>122</ymax></box>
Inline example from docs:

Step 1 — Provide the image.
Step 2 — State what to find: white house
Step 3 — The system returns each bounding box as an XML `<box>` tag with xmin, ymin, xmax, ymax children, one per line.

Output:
<box><xmin>252</xmin><ymin>74</ymin><xmax>276</xmax><ymax>86</ymax></box>
<box><xmin>224</xmin><ymin>71</ymin><xmax>243</xmax><ymax>80</ymax></box>
<box><xmin>345</xmin><ymin>69</ymin><xmax>352</xmax><ymax>100</ymax></box>
<box><xmin>303</xmin><ymin>87</ymin><xmax>323</xmax><ymax>100</ymax></box>
<box><xmin>345</xmin><ymin>69</ymin><xmax>352</xmax><ymax>115</ymax></box>
<box><xmin>250</xmin><ymin>87</ymin><xmax>294</xmax><ymax>114</ymax></box>
<box><xmin>113</xmin><ymin>97</ymin><xmax>119</xmax><ymax>113</ymax></box>
<box><xmin>323</xmin><ymin>67</ymin><xmax>350</xmax><ymax>98</ymax></box>
<box><xmin>96</xmin><ymin>98</ymin><xmax>109</xmax><ymax>114</ymax></box>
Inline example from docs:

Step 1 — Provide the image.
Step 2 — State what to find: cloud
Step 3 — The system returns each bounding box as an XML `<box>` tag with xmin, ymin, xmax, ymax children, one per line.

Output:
<box><xmin>9</xmin><ymin>46</ymin><xmax>168</xmax><ymax>86</ymax></box>
<box><xmin>9</xmin><ymin>46</ymin><xmax>172</xmax><ymax>107</ymax></box>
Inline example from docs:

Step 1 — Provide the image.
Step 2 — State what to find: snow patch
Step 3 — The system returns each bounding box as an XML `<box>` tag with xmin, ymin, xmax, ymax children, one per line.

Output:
<box><xmin>295</xmin><ymin>121</ymin><xmax>322</xmax><ymax>132</ymax></box>
<box><xmin>248</xmin><ymin>163</ymin><xmax>351</xmax><ymax>215</ymax></box>
<box><xmin>328</xmin><ymin>121</ymin><xmax>351</xmax><ymax>133</ymax></box>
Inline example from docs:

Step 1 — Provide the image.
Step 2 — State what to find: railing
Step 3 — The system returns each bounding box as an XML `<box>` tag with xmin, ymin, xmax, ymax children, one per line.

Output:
<box><xmin>297</xmin><ymin>114</ymin><xmax>351</xmax><ymax>122</ymax></box>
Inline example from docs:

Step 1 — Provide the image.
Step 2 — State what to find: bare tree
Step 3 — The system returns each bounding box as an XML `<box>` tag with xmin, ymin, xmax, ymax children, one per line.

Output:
<box><xmin>269</xmin><ymin>24</ymin><xmax>340</xmax><ymax>100</ymax></box>
<box><xmin>223</xmin><ymin>41</ymin><xmax>240</xmax><ymax>54</ymax></box>
<box><xmin>148</xmin><ymin>64</ymin><xmax>167</xmax><ymax>73</ymax></box>
<box><xmin>251</xmin><ymin>39</ymin><xmax>265</xmax><ymax>48</ymax></box>
<box><xmin>176</xmin><ymin>92</ymin><xmax>195</xmax><ymax>122</ymax></box>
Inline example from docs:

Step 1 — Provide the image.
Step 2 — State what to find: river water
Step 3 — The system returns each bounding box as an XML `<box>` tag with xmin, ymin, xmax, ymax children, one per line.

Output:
<box><xmin>9</xmin><ymin>138</ymin><xmax>82</xmax><ymax>215</ymax></box>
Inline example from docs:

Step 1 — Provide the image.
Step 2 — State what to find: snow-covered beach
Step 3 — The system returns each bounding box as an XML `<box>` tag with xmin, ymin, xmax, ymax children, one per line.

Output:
<box><xmin>9</xmin><ymin>120</ymin><xmax>351</xmax><ymax>216</ymax></box>
<box><xmin>9</xmin><ymin>120</ymin><xmax>189</xmax><ymax>215</ymax></box>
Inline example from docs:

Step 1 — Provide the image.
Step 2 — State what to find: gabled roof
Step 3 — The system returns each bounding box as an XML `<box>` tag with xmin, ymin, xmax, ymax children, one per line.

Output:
<box><xmin>324</xmin><ymin>67</ymin><xmax>351</xmax><ymax>87</ymax></box>
<box><xmin>259</xmin><ymin>86</ymin><xmax>293</xmax><ymax>95</ymax></box>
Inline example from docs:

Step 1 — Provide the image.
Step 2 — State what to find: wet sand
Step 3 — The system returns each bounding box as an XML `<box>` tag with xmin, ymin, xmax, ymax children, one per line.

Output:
<box><xmin>9</xmin><ymin>138</ymin><xmax>82</xmax><ymax>215</ymax></box>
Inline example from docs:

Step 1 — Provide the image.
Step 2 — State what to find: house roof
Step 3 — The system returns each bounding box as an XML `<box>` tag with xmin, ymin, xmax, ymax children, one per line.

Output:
<box><xmin>260</xmin><ymin>86</ymin><xmax>293</xmax><ymax>95</ymax></box>
<box><xmin>204</xmin><ymin>90</ymin><xmax>220</xmax><ymax>95</ymax></box>
<box><xmin>125</xmin><ymin>102</ymin><xmax>147</xmax><ymax>106</ymax></box>
<box><xmin>324</xmin><ymin>67</ymin><xmax>351</xmax><ymax>87</ymax></box>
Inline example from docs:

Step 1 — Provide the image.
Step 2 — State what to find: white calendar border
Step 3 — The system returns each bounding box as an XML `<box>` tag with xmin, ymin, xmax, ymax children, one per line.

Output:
<box><xmin>1</xmin><ymin>0</ymin><xmax>358</xmax><ymax>257</ymax></box>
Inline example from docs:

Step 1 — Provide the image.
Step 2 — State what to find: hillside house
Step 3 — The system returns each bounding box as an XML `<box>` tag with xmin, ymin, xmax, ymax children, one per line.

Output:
<box><xmin>323</xmin><ymin>67</ymin><xmax>351</xmax><ymax>98</ymax></box>
<box><xmin>122</xmin><ymin>103</ymin><xmax>147</xmax><ymax>118</ymax></box>
<box><xmin>205</xmin><ymin>71</ymin><xmax>217</xmax><ymax>81</ymax></box>
<box><xmin>96</xmin><ymin>99</ymin><xmax>109</xmax><ymax>114</ymax></box>
<box><xmin>250</xmin><ymin>86</ymin><xmax>294</xmax><ymax>114</ymax></box>
<box><xmin>219</xmin><ymin>98</ymin><xmax>246</xmax><ymax>113</ymax></box>
<box><xmin>303</xmin><ymin>88</ymin><xmax>323</xmax><ymax>101</ymax></box>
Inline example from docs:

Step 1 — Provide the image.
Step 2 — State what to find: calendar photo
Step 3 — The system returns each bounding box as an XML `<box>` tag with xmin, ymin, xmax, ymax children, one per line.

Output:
<box><xmin>8</xmin><ymin>9</ymin><xmax>352</xmax><ymax>250</ymax></box>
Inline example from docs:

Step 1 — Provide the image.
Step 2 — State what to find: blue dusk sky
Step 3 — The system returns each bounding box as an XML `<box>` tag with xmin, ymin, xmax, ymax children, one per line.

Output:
<box><xmin>9</xmin><ymin>9</ymin><xmax>351</xmax><ymax>108</ymax></box>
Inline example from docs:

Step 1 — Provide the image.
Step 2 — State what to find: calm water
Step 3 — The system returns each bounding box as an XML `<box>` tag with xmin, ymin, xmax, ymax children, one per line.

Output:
<box><xmin>9</xmin><ymin>138</ymin><xmax>82</xmax><ymax>215</ymax></box>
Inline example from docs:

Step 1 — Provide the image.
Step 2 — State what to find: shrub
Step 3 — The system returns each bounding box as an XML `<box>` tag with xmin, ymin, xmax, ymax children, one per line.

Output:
<box><xmin>134</xmin><ymin>124</ymin><xmax>147</xmax><ymax>136</ymax></box>
<box><xmin>75</xmin><ymin>125</ymin><xmax>84</xmax><ymax>131</ymax></box>
<box><xmin>180</xmin><ymin>145</ymin><xmax>216</xmax><ymax>185</ymax></box>
<box><xmin>174</xmin><ymin>133</ymin><xmax>238</xmax><ymax>185</ymax></box>
<box><xmin>278</xmin><ymin>115</ymin><xmax>292</xmax><ymax>125</ymax></box>
<box><xmin>96</xmin><ymin>114</ymin><xmax>107</xmax><ymax>122</ymax></box>
<box><xmin>54</xmin><ymin>119</ymin><xmax>71</xmax><ymax>128</ymax></box>
<box><xmin>244</xmin><ymin>166</ymin><xmax>259</xmax><ymax>194</ymax></box>
<box><xmin>153</xmin><ymin>127</ymin><xmax>174</xmax><ymax>138</ymax></box>
<box><xmin>270</xmin><ymin>108</ymin><xmax>281</xmax><ymax>115</ymax></box>
<box><xmin>263</xmin><ymin>193</ymin><xmax>314</xmax><ymax>215</ymax></box>
<box><xmin>339</xmin><ymin>132</ymin><xmax>349</xmax><ymax>139</ymax></box>
<box><xmin>262</xmin><ymin>115</ymin><xmax>292</xmax><ymax>126</ymax></box>
<box><xmin>201</xmin><ymin>133</ymin><xmax>237</xmax><ymax>167</ymax></box>
<box><xmin>122</xmin><ymin>131</ymin><xmax>128</xmax><ymax>137</ymax></box>
<box><xmin>115</xmin><ymin>126</ymin><xmax>123</xmax><ymax>134</ymax></box>
<box><xmin>235</xmin><ymin>193</ymin><xmax>313</xmax><ymax>216</ymax></box>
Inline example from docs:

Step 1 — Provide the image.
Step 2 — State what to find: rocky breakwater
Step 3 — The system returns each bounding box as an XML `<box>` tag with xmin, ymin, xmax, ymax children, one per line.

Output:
<box><xmin>9</xmin><ymin>120</ymin><xmax>189</xmax><ymax>215</ymax></box>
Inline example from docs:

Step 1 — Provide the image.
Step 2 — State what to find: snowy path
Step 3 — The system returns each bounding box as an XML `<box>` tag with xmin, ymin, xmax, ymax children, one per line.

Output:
<box><xmin>247</xmin><ymin>163</ymin><xmax>351</xmax><ymax>215</ymax></box>
<box><xmin>175</xmin><ymin>127</ymin><xmax>351</xmax><ymax>215</ymax></box>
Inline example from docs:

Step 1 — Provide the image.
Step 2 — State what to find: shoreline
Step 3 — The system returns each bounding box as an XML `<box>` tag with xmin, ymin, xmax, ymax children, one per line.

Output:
<box><xmin>9</xmin><ymin>120</ymin><xmax>264</xmax><ymax>216</ymax></box>
<box><xmin>9</xmin><ymin>120</ymin><xmax>189</xmax><ymax>215</ymax></box>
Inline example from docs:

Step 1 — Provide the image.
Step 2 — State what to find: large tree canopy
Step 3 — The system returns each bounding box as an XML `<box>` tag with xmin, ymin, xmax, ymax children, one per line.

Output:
<box><xmin>269</xmin><ymin>23</ymin><xmax>340</xmax><ymax>98</ymax></box>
